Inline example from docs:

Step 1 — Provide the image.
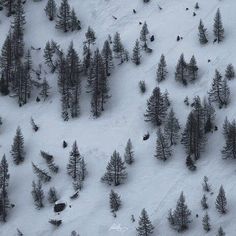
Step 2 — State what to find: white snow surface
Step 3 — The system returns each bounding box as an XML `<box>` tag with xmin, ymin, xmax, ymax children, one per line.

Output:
<box><xmin>0</xmin><ymin>0</ymin><xmax>236</xmax><ymax>235</ymax></box>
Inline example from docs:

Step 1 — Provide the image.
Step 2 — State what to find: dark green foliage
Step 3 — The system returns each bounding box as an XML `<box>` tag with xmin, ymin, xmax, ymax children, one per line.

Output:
<box><xmin>32</xmin><ymin>163</ymin><xmax>51</xmax><ymax>183</ymax></box>
<box><xmin>157</xmin><ymin>54</ymin><xmax>167</xmax><ymax>82</ymax></box>
<box><xmin>185</xmin><ymin>155</ymin><xmax>196</xmax><ymax>171</ymax></box>
<box><xmin>201</xmin><ymin>194</ymin><xmax>208</xmax><ymax>210</ymax></box>
<box><xmin>175</xmin><ymin>54</ymin><xmax>187</xmax><ymax>85</ymax></box>
<box><xmin>217</xmin><ymin>227</ymin><xmax>225</xmax><ymax>236</ymax></box>
<box><xmin>136</xmin><ymin>208</ymin><xmax>154</xmax><ymax>236</ymax></box>
<box><xmin>45</xmin><ymin>0</ymin><xmax>57</xmax><ymax>21</ymax></box>
<box><xmin>124</xmin><ymin>139</ymin><xmax>134</xmax><ymax>164</ymax></box>
<box><xmin>198</xmin><ymin>20</ymin><xmax>208</xmax><ymax>44</ymax></box>
<box><xmin>31</xmin><ymin>180</ymin><xmax>44</xmax><ymax>209</ymax></box>
<box><xmin>140</xmin><ymin>22</ymin><xmax>149</xmax><ymax>51</ymax></box>
<box><xmin>56</xmin><ymin>0</ymin><xmax>71</xmax><ymax>32</ymax></box>
<box><xmin>215</xmin><ymin>185</ymin><xmax>227</xmax><ymax>214</ymax></box>
<box><xmin>109</xmin><ymin>190</ymin><xmax>121</xmax><ymax>213</ymax></box>
<box><xmin>202</xmin><ymin>176</ymin><xmax>211</xmax><ymax>192</ymax></box>
<box><xmin>202</xmin><ymin>212</ymin><xmax>211</xmax><ymax>232</ymax></box>
<box><xmin>225</xmin><ymin>64</ymin><xmax>235</xmax><ymax>80</ymax></box>
<box><xmin>214</xmin><ymin>8</ymin><xmax>224</xmax><ymax>43</ymax></box>
<box><xmin>41</xmin><ymin>150</ymin><xmax>59</xmax><ymax>173</ymax></box>
<box><xmin>11</xmin><ymin>126</ymin><xmax>25</xmax><ymax>165</ymax></box>
<box><xmin>132</xmin><ymin>39</ymin><xmax>141</xmax><ymax>65</ymax></box>
<box><xmin>102</xmin><ymin>40</ymin><xmax>113</xmax><ymax>76</ymax></box>
<box><xmin>101</xmin><ymin>150</ymin><xmax>127</xmax><ymax>186</ymax></box>
<box><xmin>47</xmin><ymin>187</ymin><xmax>58</xmax><ymax>204</ymax></box>
<box><xmin>139</xmin><ymin>80</ymin><xmax>146</xmax><ymax>93</ymax></box>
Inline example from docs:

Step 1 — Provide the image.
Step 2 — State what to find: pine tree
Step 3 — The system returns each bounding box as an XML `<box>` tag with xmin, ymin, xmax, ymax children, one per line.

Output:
<box><xmin>171</xmin><ymin>192</ymin><xmax>191</xmax><ymax>232</ymax></box>
<box><xmin>214</xmin><ymin>8</ymin><xmax>224</xmax><ymax>43</ymax></box>
<box><xmin>175</xmin><ymin>54</ymin><xmax>187</xmax><ymax>85</ymax></box>
<box><xmin>32</xmin><ymin>163</ymin><xmax>51</xmax><ymax>183</ymax></box>
<box><xmin>124</xmin><ymin>139</ymin><xmax>134</xmax><ymax>164</ymax></box>
<box><xmin>102</xmin><ymin>40</ymin><xmax>113</xmax><ymax>76</ymax></box>
<box><xmin>47</xmin><ymin>187</ymin><xmax>58</xmax><ymax>204</ymax></box>
<box><xmin>70</xmin><ymin>8</ymin><xmax>81</xmax><ymax>31</ymax></box>
<box><xmin>136</xmin><ymin>208</ymin><xmax>154</xmax><ymax>236</ymax></box>
<box><xmin>140</xmin><ymin>22</ymin><xmax>149</xmax><ymax>51</ymax></box>
<box><xmin>56</xmin><ymin>0</ymin><xmax>71</xmax><ymax>32</ymax></box>
<box><xmin>144</xmin><ymin>87</ymin><xmax>168</xmax><ymax>126</ymax></box>
<box><xmin>202</xmin><ymin>212</ymin><xmax>211</xmax><ymax>232</ymax></box>
<box><xmin>215</xmin><ymin>185</ymin><xmax>227</xmax><ymax>214</ymax></box>
<box><xmin>220</xmin><ymin>78</ymin><xmax>230</xmax><ymax>107</ymax></box>
<box><xmin>113</xmin><ymin>32</ymin><xmax>124</xmax><ymax>63</ymax></box>
<box><xmin>85</xmin><ymin>26</ymin><xmax>96</xmax><ymax>47</ymax></box>
<box><xmin>40</xmin><ymin>78</ymin><xmax>50</xmax><ymax>100</ymax></box>
<box><xmin>157</xmin><ymin>54</ymin><xmax>167</xmax><ymax>83</ymax></box>
<box><xmin>40</xmin><ymin>150</ymin><xmax>59</xmax><ymax>173</ymax></box>
<box><xmin>203</xmin><ymin>98</ymin><xmax>215</xmax><ymax>133</ymax></box>
<box><xmin>3</xmin><ymin>0</ymin><xmax>15</xmax><ymax>17</ymax></box>
<box><xmin>44</xmin><ymin>41</ymin><xmax>57</xmax><ymax>73</ymax></box>
<box><xmin>202</xmin><ymin>176</ymin><xmax>211</xmax><ymax>192</ymax></box>
<box><xmin>201</xmin><ymin>194</ymin><xmax>208</xmax><ymax>210</ymax></box>
<box><xmin>188</xmin><ymin>55</ymin><xmax>198</xmax><ymax>82</ymax></box>
<box><xmin>217</xmin><ymin>226</ymin><xmax>225</xmax><ymax>236</ymax></box>
<box><xmin>132</xmin><ymin>39</ymin><xmax>141</xmax><ymax>65</ymax></box>
<box><xmin>11</xmin><ymin>126</ymin><xmax>25</xmax><ymax>165</ymax></box>
<box><xmin>155</xmin><ymin>128</ymin><xmax>172</xmax><ymax>161</ymax></box>
<box><xmin>44</xmin><ymin>0</ymin><xmax>57</xmax><ymax>21</ymax></box>
<box><xmin>167</xmin><ymin>209</ymin><xmax>175</xmax><ymax>226</ymax></box>
<box><xmin>101</xmin><ymin>150</ymin><xmax>127</xmax><ymax>186</ymax></box>
<box><xmin>185</xmin><ymin>155</ymin><xmax>196</xmax><ymax>171</ymax></box>
<box><xmin>164</xmin><ymin>108</ymin><xmax>180</xmax><ymax>145</ymax></box>
<box><xmin>31</xmin><ymin>180</ymin><xmax>44</xmax><ymax>209</ymax></box>
<box><xmin>198</xmin><ymin>20</ymin><xmax>208</xmax><ymax>44</ymax></box>
<box><xmin>0</xmin><ymin>155</ymin><xmax>10</xmax><ymax>222</ymax></box>
<box><xmin>82</xmin><ymin>43</ymin><xmax>92</xmax><ymax>75</ymax></box>
<box><xmin>109</xmin><ymin>189</ymin><xmax>121</xmax><ymax>213</ymax></box>
<box><xmin>31</xmin><ymin>117</ymin><xmax>39</xmax><ymax>132</ymax></box>
<box><xmin>225</xmin><ymin>64</ymin><xmax>235</xmax><ymax>80</ymax></box>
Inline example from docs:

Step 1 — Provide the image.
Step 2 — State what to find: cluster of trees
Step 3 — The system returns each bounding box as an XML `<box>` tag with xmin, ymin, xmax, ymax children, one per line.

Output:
<box><xmin>45</xmin><ymin>0</ymin><xmax>81</xmax><ymax>32</ymax></box>
<box><xmin>198</xmin><ymin>8</ymin><xmax>224</xmax><ymax>44</ymax></box>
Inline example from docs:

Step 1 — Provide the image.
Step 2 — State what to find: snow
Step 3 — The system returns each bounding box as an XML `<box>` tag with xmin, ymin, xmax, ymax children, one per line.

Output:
<box><xmin>0</xmin><ymin>0</ymin><xmax>236</xmax><ymax>235</ymax></box>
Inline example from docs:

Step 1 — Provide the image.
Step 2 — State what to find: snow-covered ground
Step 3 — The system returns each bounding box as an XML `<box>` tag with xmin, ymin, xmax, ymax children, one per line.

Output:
<box><xmin>0</xmin><ymin>0</ymin><xmax>236</xmax><ymax>235</ymax></box>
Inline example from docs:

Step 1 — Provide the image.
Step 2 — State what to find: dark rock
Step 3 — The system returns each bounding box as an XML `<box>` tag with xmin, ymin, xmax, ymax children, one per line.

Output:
<box><xmin>54</xmin><ymin>203</ymin><xmax>66</xmax><ymax>213</ymax></box>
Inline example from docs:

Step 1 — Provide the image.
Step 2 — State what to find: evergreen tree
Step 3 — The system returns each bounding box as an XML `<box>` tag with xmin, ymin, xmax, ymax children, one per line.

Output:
<box><xmin>47</xmin><ymin>187</ymin><xmax>58</xmax><ymax>204</ymax></box>
<box><xmin>44</xmin><ymin>0</ymin><xmax>57</xmax><ymax>21</ymax></box>
<box><xmin>140</xmin><ymin>22</ymin><xmax>149</xmax><ymax>51</ymax></box>
<box><xmin>136</xmin><ymin>208</ymin><xmax>154</xmax><ymax>236</ymax></box>
<box><xmin>164</xmin><ymin>108</ymin><xmax>180</xmax><ymax>145</ymax></box>
<box><xmin>220</xmin><ymin>78</ymin><xmax>230</xmax><ymax>107</ymax></box>
<box><xmin>213</xmin><ymin>8</ymin><xmax>224</xmax><ymax>43</ymax></box>
<box><xmin>170</xmin><ymin>192</ymin><xmax>191</xmax><ymax>232</ymax></box>
<box><xmin>70</xmin><ymin>8</ymin><xmax>81</xmax><ymax>31</ymax></box>
<box><xmin>132</xmin><ymin>39</ymin><xmax>141</xmax><ymax>65</ymax></box>
<box><xmin>31</xmin><ymin>180</ymin><xmax>44</xmax><ymax>209</ymax></box>
<box><xmin>101</xmin><ymin>150</ymin><xmax>127</xmax><ymax>186</ymax></box>
<box><xmin>32</xmin><ymin>163</ymin><xmax>52</xmax><ymax>183</ymax></box>
<box><xmin>225</xmin><ymin>64</ymin><xmax>235</xmax><ymax>80</ymax></box>
<box><xmin>109</xmin><ymin>189</ymin><xmax>121</xmax><ymax>213</ymax></box>
<box><xmin>223</xmin><ymin>116</ymin><xmax>230</xmax><ymax>139</ymax></box>
<box><xmin>56</xmin><ymin>0</ymin><xmax>71</xmax><ymax>32</ymax></box>
<box><xmin>203</xmin><ymin>98</ymin><xmax>215</xmax><ymax>133</ymax></box>
<box><xmin>215</xmin><ymin>185</ymin><xmax>227</xmax><ymax>214</ymax></box>
<box><xmin>175</xmin><ymin>54</ymin><xmax>187</xmax><ymax>85</ymax></box>
<box><xmin>156</xmin><ymin>54</ymin><xmax>167</xmax><ymax>83</ymax></box>
<box><xmin>185</xmin><ymin>155</ymin><xmax>196</xmax><ymax>171</ymax></box>
<box><xmin>40</xmin><ymin>78</ymin><xmax>50</xmax><ymax>100</ymax></box>
<box><xmin>0</xmin><ymin>155</ymin><xmax>10</xmax><ymax>222</ymax></box>
<box><xmin>31</xmin><ymin>117</ymin><xmax>39</xmax><ymax>132</ymax></box>
<box><xmin>11</xmin><ymin>126</ymin><xmax>25</xmax><ymax>165</ymax></box>
<box><xmin>113</xmin><ymin>32</ymin><xmax>124</xmax><ymax>63</ymax></box>
<box><xmin>40</xmin><ymin>150</ymin><xmax>59</xmax><ymax>173</ymax></box>
<box><xmin>188</xmin><ymin>55</ymin><xmax>198</xmax><ymax>82</ymax></box>
<box><xmin>85</xmin><ymin>26</ymin><xmax>96</xmax><ymax>47</ymax></box>
<box><xmin>202</xmin><ymin>212</ymin><xmax>211</xmax><ymax>232</ymax></box>
<box><xmin>102</xmin><ymin>40</ymin><xmax>113</xmax><ymax>76</ymax></box>
<box><xmin>44</xmin><ymin>41</ymin><xmax>57</xmax><ymax>73</ymax></box>
<box><xmin>3</xmin><ymin>0</ymin><xmax>15</xmax><ymax>16</ymax></box>
<box><xmin>124</xmin><ymin>139</ymin><xmax>134</xmax><ymax>165</ymax></box>
<box><xmin>202</xmin><ymin>176</ymin><xmax>211</xmax><ymax>192</ymax></box>
<box><xmin>201</xmin><ymin>194</ymin><xmax>208</xmax><ymax>210</ymax></box>
<box><xmin>198</xmin><ymin>20</ymin><xmax>208</xmax><ymax>44</ymax></box>
<box><xmin>82</xmin><ymin>43</ymin><xmax>92</xmax><ymax>75</ymax></box>
<box><xmin>144</xmin><ymin>87</ymin><xmax>168</xmax><ymax>126</ymax></box>
<box><xmin>155</xmin><ymin>128</ymin><xmax>172</xmax><ymax>161</ymax></box>
<box><xmin>217</xmin><ymin>227</ymin><xmax>226</xmax><ymax>236</ymax></box>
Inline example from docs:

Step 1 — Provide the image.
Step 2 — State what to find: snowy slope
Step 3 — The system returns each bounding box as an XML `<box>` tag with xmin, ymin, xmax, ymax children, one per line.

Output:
<box><xmin>0</xmin><ymin>0</ymin><xmax>236</xmax><ymax>235</ymax></box>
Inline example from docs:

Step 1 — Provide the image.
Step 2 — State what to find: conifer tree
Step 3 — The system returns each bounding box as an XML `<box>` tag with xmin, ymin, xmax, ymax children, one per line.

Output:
<box><xmin>31</xmin><ymin>117</ymin><xmax>39</xmax><ymax>132</ymax></box>
<box><xmin>188</xmin><ymin>55</ymin><xmax>198</xmax><ymax>82</ymax></box>
<box><xmin>144</xmin><ymin>87</ymin><xmax>168</xmax><ymax>126</ymax></box>
<box><xmin>124</xmin><ymin>139</ymin><xmax>134</xmax><ymax>165</ymax></box>
<box><xmin>56</xmin><ymin>0</ymin><xmax>71</xmax><ymax>32</ymax></box>
<box><xmin>164</xmin><ymin>108</ymin><xmax>180</xmax><ymax>145</ymax></box>
<box><xmin>201</xmin><ymin>194</ymin><xmax>208</xmax><ymax>210</ymax></box>
<box><xmin>136</xmin><ymin>208</ymin><xmax>154</xmax><ymax>236</ymax></box>
<box><xmin>220</xmin><ymin>78</ymin><xmax>230</xmax><ymax>107</ymax></box>
<box><xmin>113</xmin><ymin>32</ymin><xmax>124</xmax><ymax>63</ymax></box>
<box><xmin>157</xmin><ymin>54</ymin><xmax>167</xmax><ymax>83</ymax></box>
<box><xmin>155</xmin><ymin>128</ymin><xmax>172</xmax><ymax>161</ymax></box>
<box><xmin>185</xmin><ymin>155</ymin><xmax>196</xmax><ymax>171</ymax></box>
<box><xmin>40</xmin><ymin>78</ymin><xmax>50</xmax><ymax>100</ymax></box>
<box><xmin>132</xmin><ymin>39</ymin><xmax>141</xmax><ymax>65</ymax></box>
<box><xmin>101</xmin><ymin>150</ymin><xmax>127</xmax><ymax>186</ymax></box>
<box><xmin>175</xmin><ymin>54</ymin><xmax>187</xmax><ymax>85</ymax></box>
<box><xmin>202</xmin><ymin>212</ymin><xmax>211</xmax><ymax>232</ymax></box>
<box><xmin>140</xmin><ymin>22</ymin><xmax>149</xmax><ymax>51</ymax></box>
<box><xmin>85</xmin><ymin>26</ymin><xmax>96</xmax><ymax>47</ymax></box>
<box><xmin>215</xmin><ymin>185</ymin><xmax>227</xmax><ymax>214</ymax></box>
<box><xmin>217</xmin><ymin>227</ymin><xmax>225</xmax><ymax>236</ymax></box>
<box><xmin>203</xmin><ymin>98</ymin><xmax>215</xmax><ymax>133</ymax></box>
<box><xmin>102</xmin><ymin>40</ymin><xmax>113</xmax><ymax>76</ymax></box>
<box><xmin>40</xmin><ymin>151</ymin><xmax>59</xmax><ymax>173</ymax></box>
<box><xmin>44</xmin><ymin>41</ymin><xmax>57</xmax><ymax>73</ymax></box>
<box><xmin>31</xmin><ymin>180</ymin><xmax>44</xmax><ymax>209</ymax></box>
<box><xmin>70</xmin><ymin>8</ymin><xmax>81</xmax><ymax>31</ymax></box>
<box><xmin>109</xmin><ymin>190</ymin><xmax>121</xmax><ymax>213</ymax></box>
<box><xmin>202</xmin><ymin>176</ymin><xmax>211</xmax><ymax>192</ymax></box>
<box><xmin>82</xmin><ymin>43</ymin><xmax>92</xmax><ymax>75</ymax></box>
<box><xmin>0</xmin><ymin>155</ymin><xmax>10</xmax><ymax>222</ymax></box>
<box><xmin>198</xmin><ymin>20</ymin><xmax>208</xmax><ymax>44</ymax></box>
<box><xmin>32</xmin><ymin>163</ymin><xmax>52</xmax><ymax>183</ymax></box>
<box><xmin>11</xmin><ymin>126</ymin><xmax>25</xmax><ymax>165</ymax></box>
<box><xmin>3</xmin><ymin>0</ymin><xmax>15</xmax><ymax>16</ymax></box>
<box><xmin>47</xmin><ymin>187</ymin><xmax>58</xmax><ymax>204</ymax></box>
<box><xmin>225</xmin><ymin>64</ymin><xmax>235</xmax><ymax>80</ymax></box>
<box><xmin>214</xmin><ymin>8</ymin><xmax>224</xmax><ymax>43</ymax></box>
<box><xmin>45</xmin><ymin>0</ymin><xmax>57</xmax><ymax>21</ymax></box>
<box><xmin>170</xmin><ymin>192</ymin><xmax>191</xmax><ymax>232</ymax></box>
